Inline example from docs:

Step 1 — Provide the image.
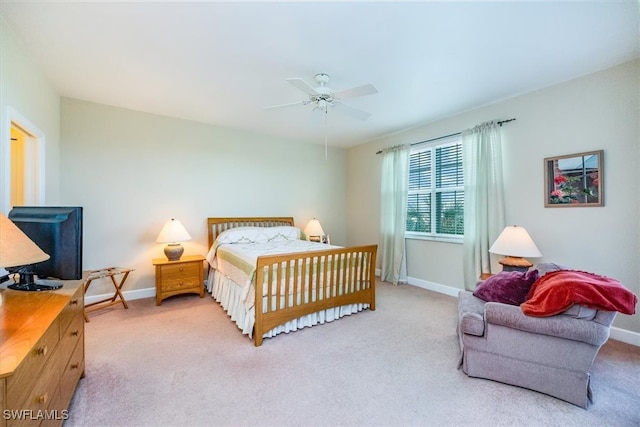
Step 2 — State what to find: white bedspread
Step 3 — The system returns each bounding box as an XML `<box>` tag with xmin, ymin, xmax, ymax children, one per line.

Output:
<box><xmin>205</xmin><ymin>229</ymin><xmax>367</xmax><ymax>339</ymax></box>
<box><xmin>206</xmin><ymin>239</ymin><xmax>340</xmax><ymax>310</ymax></box>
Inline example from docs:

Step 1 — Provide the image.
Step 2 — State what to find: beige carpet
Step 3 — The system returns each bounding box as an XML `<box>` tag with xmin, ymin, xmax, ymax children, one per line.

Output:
<box><xmin>67</xmin><ymin>281</ymin><xmax>640</xmax><ymax>426</ymax></box>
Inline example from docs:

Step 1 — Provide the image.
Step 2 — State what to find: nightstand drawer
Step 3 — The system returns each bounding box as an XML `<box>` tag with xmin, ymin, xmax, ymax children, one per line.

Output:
<box><xmin>162</xmin><ymin>276</ymin><xmax>200</xmax><ymax>292</ymax></box>
<box><xmin>162</xmin><ymin>263</ymin><xmax>200</xmax><ymax>281</ymax></box>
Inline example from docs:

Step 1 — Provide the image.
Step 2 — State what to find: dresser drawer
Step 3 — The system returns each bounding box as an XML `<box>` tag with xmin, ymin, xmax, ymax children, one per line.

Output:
<box><xmin>57</xmin><ymin>313</ymin><xmax>83</xmax><ymax>369</ymax></box>
<box><xmin>6</xmin><ymin>319</ymin><xmax>59</xmax><ymax>409</ymax></box>
<box><xmin>59</xmin><ymin>286</ymin><xmax>84</xmax><ymax>334</ymax></box>
<box><xmin>0</xmin><ymin>378</ymin><xmax>6</xmax><ymax>427</ymax></box>
<box><xmin>57</xmin><ymin>335</ymin><xmax>84</xmax><ymax>411</ymax></box>
<box><xmin>11</xmin><ymin>348</ymin><xmax>61</xmax><ymax>421</ymax></box>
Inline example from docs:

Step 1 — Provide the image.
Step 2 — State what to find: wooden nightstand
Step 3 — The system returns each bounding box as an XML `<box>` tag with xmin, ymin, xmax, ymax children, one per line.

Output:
<box><xmin>480</xmin><ymin>273</ymin><xmax>494</xmax><ymax>281</ymax></box>
<box><xmin>152</xmin><ymin>255</ymin><xmax>205</xmax><ymax>306</ymax></box>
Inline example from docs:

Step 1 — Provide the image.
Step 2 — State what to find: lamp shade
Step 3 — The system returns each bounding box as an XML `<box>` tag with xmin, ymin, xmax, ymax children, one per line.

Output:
<box><xmin>489</xmin><ymin>225</ymin><xmax>542</xmax><ymax>258</ymax></box>
<box><xmin>304</xmin><ymin>218</ymin><xmax>325</xmax><ymax>237</ymax></box>
<box><xmin>0</xmin><ymin>213</ymin><xmax>50</xmax><ymax>268</ymax></box>
<box><xmin>156</xmin><ymin>218</ymin><xmax>192</xmax><ymax>243</ymax></box>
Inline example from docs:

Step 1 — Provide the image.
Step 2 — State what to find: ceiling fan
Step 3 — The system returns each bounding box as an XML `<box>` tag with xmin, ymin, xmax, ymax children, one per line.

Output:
<box><xmin>265</xmin><ymin>73</ymin><xmax>378</xmax><ymax>120</ymax></box>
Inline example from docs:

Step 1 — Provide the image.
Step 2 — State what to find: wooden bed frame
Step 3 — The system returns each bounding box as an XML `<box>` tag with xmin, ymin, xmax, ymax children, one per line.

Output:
<box><xmin>207</xmin><ymin>217</ymin><xmax>377</xmax><ymax>346</ymax></box>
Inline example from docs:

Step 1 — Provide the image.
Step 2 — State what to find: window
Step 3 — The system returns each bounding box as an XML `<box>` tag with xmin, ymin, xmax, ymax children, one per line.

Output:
<box><xmin>406</xmin><ymin>136</ymin><xmax>464</xmax><ymax>239</ymax></box>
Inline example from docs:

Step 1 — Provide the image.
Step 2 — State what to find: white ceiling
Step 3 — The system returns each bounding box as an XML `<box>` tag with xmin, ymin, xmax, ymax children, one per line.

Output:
<box><xmin>1</xmin><ymin>1</ymin><xmax>638</xmax><ymax>148</ymax></box>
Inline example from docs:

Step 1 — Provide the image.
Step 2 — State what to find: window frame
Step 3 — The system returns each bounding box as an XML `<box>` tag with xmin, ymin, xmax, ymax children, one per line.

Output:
<box><xmin>405</xmin><ymin>135</ymin><xmax>464</xmax><ymax>243</ymax></box>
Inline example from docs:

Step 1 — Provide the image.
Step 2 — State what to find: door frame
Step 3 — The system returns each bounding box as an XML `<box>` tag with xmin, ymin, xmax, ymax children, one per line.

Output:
<box><xmin>1</xmin><ymin>107</ymin><xmax>46</xmax><ymax>214</ymax></box>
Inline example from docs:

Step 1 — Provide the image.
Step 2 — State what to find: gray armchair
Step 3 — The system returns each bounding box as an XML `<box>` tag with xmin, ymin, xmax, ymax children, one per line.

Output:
<box><xmin>457</xmin><ymin>290</ymin><xmax>616</xmax><ymax>408</ymax></box>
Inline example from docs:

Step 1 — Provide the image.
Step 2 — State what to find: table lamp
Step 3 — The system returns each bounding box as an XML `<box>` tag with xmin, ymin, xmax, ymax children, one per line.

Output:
<box><xmin>156</xmin><ymin>218</ymin><xmax>192</xmax><ymax>261</ymax></box>
<box><xmin>0</xmin><ymin>213</ymin><xmax>51</xmax><ymax>289</ymax></box>
<box><xmin>304</xmin><ymin>218</ymin><xmax>326</xmax><ymax>243</ymax></box>
<box><xmin>489</xmin><ymin>225</ymin><xmax>542</xmax><ymax>272</ymax></box>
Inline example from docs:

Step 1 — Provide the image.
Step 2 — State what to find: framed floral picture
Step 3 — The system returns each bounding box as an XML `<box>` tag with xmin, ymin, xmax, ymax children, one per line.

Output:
<box><xmin>544</xmin><ymin>150</ymin><xmax>603</xmax><ymax>207</ymax></box>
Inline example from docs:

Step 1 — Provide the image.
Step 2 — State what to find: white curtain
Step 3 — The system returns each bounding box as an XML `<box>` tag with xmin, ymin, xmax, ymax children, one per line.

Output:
<box><xmin>380</xmin><ymin>144</ymin><xmax>409</xmax><ymax>285</ymax></box>
<box><xmin>462</xmin><ymin>121</ymin><xmax>505</xmax><ymax>291</ymax></box>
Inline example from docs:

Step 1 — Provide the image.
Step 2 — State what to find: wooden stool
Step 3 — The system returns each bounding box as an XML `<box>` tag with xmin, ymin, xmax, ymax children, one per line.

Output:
<box><xmin>83</xmin><ymin>267</ymin><xmax>133</xmax><ymax>322</ymax></box>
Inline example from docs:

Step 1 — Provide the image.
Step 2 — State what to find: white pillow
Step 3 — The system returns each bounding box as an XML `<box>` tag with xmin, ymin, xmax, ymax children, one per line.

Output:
<box><xmin>215</xmin><ymin>226</ymin><xmax>301</xmax><ymax>245</ymax></box>
<box><xmin>215</xmin><ymin>227</ymin><xmax>264</xmax><ymax>245</ymax></box>
<box><xmin>255</xmin><ymin>226</ymin><xmax>301</xmax><ymax>242</ymax></box>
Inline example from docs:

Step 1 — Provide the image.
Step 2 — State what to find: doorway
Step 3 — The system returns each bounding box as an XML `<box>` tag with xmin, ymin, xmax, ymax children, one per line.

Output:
<box><xmin>1</xmin><ymin>108</ymin><xmax>45</xmax><ymax>213</ymax></box>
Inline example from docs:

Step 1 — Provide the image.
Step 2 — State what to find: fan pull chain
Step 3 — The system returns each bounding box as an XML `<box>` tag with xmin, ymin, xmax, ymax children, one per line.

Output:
<box><xmin>324</xmin><ymin>108</ymin><xmax>328</xmax><ymax>161</ymax></box>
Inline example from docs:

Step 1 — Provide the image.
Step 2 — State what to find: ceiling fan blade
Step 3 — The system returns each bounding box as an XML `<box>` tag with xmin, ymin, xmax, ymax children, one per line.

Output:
<box><xmin>286</xmin><ymin>78</ymin><xmax>319</xmax><ymax>95</ymax></box>
<box><xmin>264</xmin><ymin>100</ymin><xmax>308</xmax><ymax>110</ymax></box>
<box><xmin>333</xmin><ymin>102</ymin><xmax>372</xmax><ymax>121</ymax></box>
<box><xmin>333</xmin><ymin>84</ymin><xmax>378</xmax><ymax>100</ymax></box>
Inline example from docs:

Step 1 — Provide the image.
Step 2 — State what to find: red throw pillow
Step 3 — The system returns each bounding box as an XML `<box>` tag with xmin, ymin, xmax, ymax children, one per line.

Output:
<box><xmin>473</xmin><ymin>270</ymin><xmax>539</xmax><ymax>306</ymax></box>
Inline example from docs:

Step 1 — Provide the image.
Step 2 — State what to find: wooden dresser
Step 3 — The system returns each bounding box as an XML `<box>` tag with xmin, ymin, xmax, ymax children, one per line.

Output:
<box><xmin>0</xmin><ymin>278</ymin><xmax>85</xmax><ymax>427</ymax></box>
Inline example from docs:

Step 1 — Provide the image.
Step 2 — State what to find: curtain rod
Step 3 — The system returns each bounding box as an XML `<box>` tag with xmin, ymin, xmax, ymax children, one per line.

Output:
<box><xmin>376</xmin><ymin>118</ymin><xmax>516</xmax><ymax>154</ymax></box>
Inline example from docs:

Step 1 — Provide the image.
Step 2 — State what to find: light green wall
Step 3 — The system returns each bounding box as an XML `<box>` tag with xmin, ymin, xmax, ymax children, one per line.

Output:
<box><xmin>60</xmin><ymin>98</ymin><xmax>348</xmax><ymax>296</ymax></box>
<box><xmin>347</xmin><ymin>59</ymin><xmax>640</xmax><ymax>334</ymax></box>
<box><xmin>0</xmin><ymin>17</ymin><xmax>60</xmax><ymax>212</ymax></box>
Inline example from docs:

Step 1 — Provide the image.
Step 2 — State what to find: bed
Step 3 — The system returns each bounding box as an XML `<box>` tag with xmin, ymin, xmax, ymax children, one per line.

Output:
<box><xmin>206</xmin><ymin>217</ymin><xmax>377</xmax><ymax>346</ymax></box>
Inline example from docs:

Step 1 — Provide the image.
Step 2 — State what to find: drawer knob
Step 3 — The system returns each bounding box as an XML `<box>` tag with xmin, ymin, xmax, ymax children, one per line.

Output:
<box><xmin>70</xmin><ymin>363</ymin><xmax>80</xmax><ymax>370</ymax></box>
<box><xmin>38</xmin><ymin>393</ymin><xmax>49</xmax><ymax>404</ymax></box>
<box><xmin>179</xmin><ymin>281</ymin><xmax>184</xmax><ymax>285</ymax></box>
<box><xmin>36</xmin><ymin>345</ymin><xmax>48</xmax><ymax>356</ymax></box>
<box><xmin>179</xmin><ymin>267</ymin><xmax>184</xmax><ymax>272</ymax></box>
<box><xmin>70</xmin><ymin>299</ymin><xmax>79</xmax><ymax>305</ymax></box>
<box><xmin>71</xmin><ymin>330</ymin><xmax>80</xmax><ymax>337</ymax></box>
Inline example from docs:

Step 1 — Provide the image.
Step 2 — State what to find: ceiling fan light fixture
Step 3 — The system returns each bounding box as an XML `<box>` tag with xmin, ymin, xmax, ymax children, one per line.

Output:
<box><xmin>265</xmin><ymin>72</ymin><xmax>377</xmax><ymax>121</ymax></box>
<box><xmin>314</xmin><ymin>73</ymin><xmax>330</xmax><ymax>85</ymax></box>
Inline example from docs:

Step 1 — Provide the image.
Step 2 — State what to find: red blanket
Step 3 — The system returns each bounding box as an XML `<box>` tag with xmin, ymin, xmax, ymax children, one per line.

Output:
<box><xmin>521</xmin><ymin>270</ymin><xmax>638</xmax><ymax>317</ymax></box>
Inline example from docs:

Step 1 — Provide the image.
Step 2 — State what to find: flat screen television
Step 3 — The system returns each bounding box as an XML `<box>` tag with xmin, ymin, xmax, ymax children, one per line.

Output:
<box><xmin>7</xmin><ymin>206</ymin><xmax>83</xmax><ymax>291</ymax></box>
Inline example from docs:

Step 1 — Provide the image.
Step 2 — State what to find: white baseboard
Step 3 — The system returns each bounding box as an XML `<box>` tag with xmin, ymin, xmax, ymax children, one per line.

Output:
<box><xmin>402</xmin><ymin>275</ymin><xmax>640</xmax><ymax>348</ymax></box>
<box><xmin>610</xmin><ymin>327</ymin><xmax>640</xmax><ymax>347</ymax></box>
<box><xmin>84</xmin><ymin>287</ymin><xmax>156</xmax><ymax>305</ymax></box>
<box><xmin>376</xmin><ymin>270</ymin><xmax>461</xmax><ymax>297</ymax></box>
<box><xmin>407</xmin><ymin>276</ymin><xmax>461</xmax><ymax>297</ymax></box>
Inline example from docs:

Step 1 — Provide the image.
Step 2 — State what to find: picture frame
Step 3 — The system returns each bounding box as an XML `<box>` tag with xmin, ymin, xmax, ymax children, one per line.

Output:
<box><xmin>544</xmin><ymin>150</ymin><xmax>603</xmax><ymax>207</ymax></box>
